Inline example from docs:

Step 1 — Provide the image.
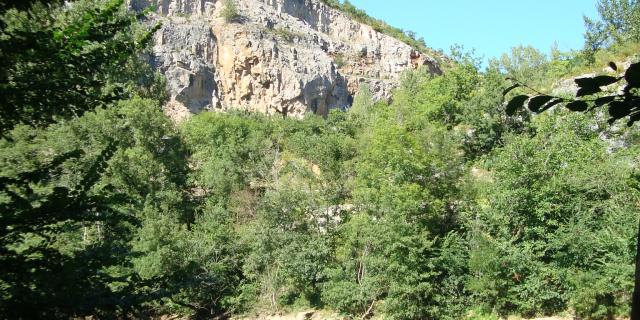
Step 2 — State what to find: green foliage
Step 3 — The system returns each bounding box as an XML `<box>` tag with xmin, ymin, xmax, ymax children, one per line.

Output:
<box><xmin>584</xmin><ymin>0</ymin><xmax>640</xmax><ymax>54</ymax></box>
<box><xmin>270</xmin><ymin>27</ymin><xmax>304</xmax><ymax>43</ymax></box>
<box><xmin>221</xmin><ymin>0</ymin><xmax>239</xmax><ymax>23</ymax></box>
<box><xmin>504</xmin><ymin>59</ymin><xmax>640</xmax><ymax>128</ymax></box>
<box><xmin>135</xmin><ymin>203</ymin><xmax>245</xmax><ymax>317</ymax></box>
<box><xmin>494</xmin><ymin>45</ymin><xmax>596</xmax><ymax>91</ymax></box>
<box><xmin>333</xmin><ymin>53</ymin><xmax>346</xmax><ymax>68</ymax></box>
<box><xmin>467</xmin><ymin>114</ymin><xmax>638</xmax><ymax>318</ymax></box>
<box><xmin>499</xmin><ymin>46</ymin><xmax>552</xmax><ymax>88</ymax></box>
<box><xmin>502</xmin><ymin>30</ymin><xmax>640</xmax><ymax>320</ymax></box>
<box><xmin>309</xmin><ymin>70</ymin><xmax>487</xmax><ymax>318</ymax></box>
<box><xmin>318</xmin><ymin>0</ymin><xmax>434</xmax><ymax>55</ymax></box>
<box><xmin>0</xmin><ymin>0</ymin><xmax>171</xmax><ymax>317</ymax></box>
<box><xmin>0</xmin><ymin>0</ymin><xmax>162</xmax><ymax>137</ymax></box>
<box><xmin>0</xmin><ymin>97</ymin><xmax>185</xmax><ymax>317</ymax></box>
<box><xmin>2</xmin><ymin>1</ymin><xmax>639</xmax><ymax>318</ymax></box>
<box><xmin>347</xmin><ymin>83</ymin><xmax>376</xmax><ymax>129</ymax></box>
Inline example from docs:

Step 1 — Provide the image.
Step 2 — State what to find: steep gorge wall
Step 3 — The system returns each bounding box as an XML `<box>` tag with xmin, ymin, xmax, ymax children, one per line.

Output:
<box><xmin>129</xmin><ymin>0</ymin><xmax>442</xmax><ymax>119</ymax></box>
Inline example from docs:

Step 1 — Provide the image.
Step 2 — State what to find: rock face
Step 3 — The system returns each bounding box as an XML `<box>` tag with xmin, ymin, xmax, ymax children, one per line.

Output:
<box><xmin>129</xmin><ymin>0</ymin><xmax>442</xmax><ymax>118</ymax></box>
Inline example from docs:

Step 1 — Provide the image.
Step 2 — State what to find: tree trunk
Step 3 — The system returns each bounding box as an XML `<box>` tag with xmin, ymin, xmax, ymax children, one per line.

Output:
<box><xmin>632</xmin><ymin>218</ymin><xmax>640</xmax><ymax>320</ymax></box>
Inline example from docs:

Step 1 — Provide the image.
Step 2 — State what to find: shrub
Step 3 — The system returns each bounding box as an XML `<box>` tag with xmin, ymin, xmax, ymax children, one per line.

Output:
<box><xmin>221</xmin><ymin>0</ymin><xmax>239</xmax><ymax>23</ymax></box>
<box><xmin>272</xmin><ymin>27</ymin><xmax>300</xmax><ymax>42</ymax></box>
<box><xmin>334</xmin><ymin>53</ymin><xmax>346</xmax><ymax>68</ymax></box>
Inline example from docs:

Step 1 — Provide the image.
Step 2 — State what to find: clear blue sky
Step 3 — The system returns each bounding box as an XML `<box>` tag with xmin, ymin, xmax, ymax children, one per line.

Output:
<box><xmin>349</xmin><ymin>0</ymin><xmax>599</xmax><ymax>62</ymax></box>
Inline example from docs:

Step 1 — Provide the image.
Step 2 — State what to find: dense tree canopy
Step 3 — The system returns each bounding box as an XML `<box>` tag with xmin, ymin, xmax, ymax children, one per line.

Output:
<box><xmin>0</xmin><ymin>0</ymin><xmax>168</xmax><ymax>317</ymax></box>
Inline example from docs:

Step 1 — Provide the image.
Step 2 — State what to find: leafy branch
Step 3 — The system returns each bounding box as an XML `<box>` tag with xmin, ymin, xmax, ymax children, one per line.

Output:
<box><xmin>504</xmin><ymin>61</ymin><xmax>640</xmax><ymax>126</ymax></box>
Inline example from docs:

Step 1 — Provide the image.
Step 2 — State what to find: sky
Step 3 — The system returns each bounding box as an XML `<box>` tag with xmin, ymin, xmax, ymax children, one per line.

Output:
<box><xmin>348</xmin><ymin>0</ymin><xmax>599</xmax><ymax>63</ymax></box>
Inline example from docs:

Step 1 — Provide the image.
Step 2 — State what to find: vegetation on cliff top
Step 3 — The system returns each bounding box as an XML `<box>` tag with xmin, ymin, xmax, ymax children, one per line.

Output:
<box><xmin>319</xmin><ymin>0</ymin><xmax>444</xmax><ymax>58</ymax></box>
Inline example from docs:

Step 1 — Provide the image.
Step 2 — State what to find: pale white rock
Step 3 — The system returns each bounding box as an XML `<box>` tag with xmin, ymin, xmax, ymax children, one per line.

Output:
<box><xmin>128</xmin><ymin>0</ymin><xmax>443</xmax><ymax>118</ymax></box>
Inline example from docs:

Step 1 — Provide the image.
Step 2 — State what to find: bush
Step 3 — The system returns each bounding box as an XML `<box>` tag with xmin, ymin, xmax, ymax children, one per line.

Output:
<box><xmin>221</xmin><ymin>0</ymin><xmax>239</xmax><ymax>23</ymax></box>
<box><xmin>333</xmin><ymin>53</ymin><xmax>346</xmax><ymax>68</ymax></box>
<box><xmin>272</xmin><ymin>27</ymin><xmax>302</xmax><ymax>42</ymax></box>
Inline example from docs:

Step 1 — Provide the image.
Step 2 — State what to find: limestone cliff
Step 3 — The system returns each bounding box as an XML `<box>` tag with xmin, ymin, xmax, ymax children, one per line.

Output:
<box><xmin>128</xmin><ymin>0</ymin><xmax>443</xmax><ymax>119</ymax></box>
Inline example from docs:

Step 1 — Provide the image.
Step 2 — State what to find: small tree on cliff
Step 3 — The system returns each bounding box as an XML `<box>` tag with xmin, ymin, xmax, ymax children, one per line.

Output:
<box><xmin>221</xmin><ymin>0</ymin><xmax>239</xmax><ymax>23</ymax></box>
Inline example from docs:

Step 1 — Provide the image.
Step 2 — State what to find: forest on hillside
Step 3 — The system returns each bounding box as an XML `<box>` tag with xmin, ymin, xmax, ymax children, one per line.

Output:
<box><xmin>1</xmin><ymin>0</ymin><xmax>640</xmax><ymax>319</ymax></box>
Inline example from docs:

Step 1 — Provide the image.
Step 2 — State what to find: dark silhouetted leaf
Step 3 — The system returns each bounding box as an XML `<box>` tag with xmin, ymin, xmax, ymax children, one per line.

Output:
<box><xmin>625</xmin><ymin>62</ymin><xmax>640</xmax><ymax>88</ymax></box>
<box><xmin>628</xmin><ymin>112</ymin><xmax>640</xmax><ymax>126</ymax></box>
<box><xmin>592</xmin><ymin>75</ymin><xmax>620</xmax><ymax>86</ymax></box>
<box><xmin>575</xmin><ymin>76</ymin><xmax>619</xmax><ymax>97</ymax></box>
<box><xmin>565</xmin><ymin>101</ymin><xmax>589</xmax><ymax>112</ymax></box>
<box><xmin>595</xmin><ymin>96</ymin><xmax>616</xmax><ymax>107</ymax></box>
<box><xmin>577</xmin><ymin>86</ymin><xmax>601</xmax><ymax>97</ymax></box>
<box><xmin>538</xmin><ymin>99</ymin><xmax>564</xmax><ymax>113</ymax></box>
<box><xmin>505</xmin><ymin>95</ymin><xmax>529</xmax><ymax>116</ymax></box>
<box><xmin>502</xmin><ymin>84</ymin><xmax>520</xmax><ymax>96</ymax></box>
<box><xmin>575</xmin><ymin>77</ymin><xmax>597</xmax><ymax>88</ymax></box>
<box><xmin>608</xmin><ymin>101</ymin><xmax>632</xmax><ymax>119</ymax></box>
<box><xmin>609</xmin><ymin>62</ymin><xmax>618</xmax><ymax>71</ymax></box>
<box><xmin>528</xmin><ymin>95</ymin><xmax>554</xmax><ymax>113</ymax></box>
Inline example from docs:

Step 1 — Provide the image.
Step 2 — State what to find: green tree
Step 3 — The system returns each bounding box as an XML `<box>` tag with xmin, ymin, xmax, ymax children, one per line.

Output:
<box><xmin>468</xmin><ymin>113</ymin><xmax>638</xmax><ymax>318</ymax></box>
<box><xmin>0</xmin><ymin>0</ymin><xmax>165</xmax><ymax>317</ymax></box>
<box><xmin>321</xmin><ymin>94</ymin><xmax>470</xmax><ymax>319</ymax></box>
<box><xmin>584</xmin><ymin>0</ymin><xmax>640</xmax><ymax>53</ymax></box>
<box><xmin>504</xmin><ymin>59</ymin><xmax>640</xmax><ymax>319</ymax></box>
<box><xmin>498</xmin><ymin>46</ymin><xmax>551</xmax><ymax>89</ymax></box>
<box><xmin>0</xmin><ymin>0</ymin><xmax>161</xmax><ymax>137</ymax></box>
<box><xmin>0</xmin><ymin>97</ymin><xmax>185</xmax><ymax>317</ymax></box>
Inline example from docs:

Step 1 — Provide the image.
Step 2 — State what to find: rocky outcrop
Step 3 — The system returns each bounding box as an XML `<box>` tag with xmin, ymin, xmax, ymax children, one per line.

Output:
<box><xmin>553</xmin><ymin>58</ymin><xmax>635</xmax><ymax>96</ymax></box>
<box><xmin>129</xmin><ymin>0</ymin><xmax>442</xmax><ymax>118</ymax></box>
